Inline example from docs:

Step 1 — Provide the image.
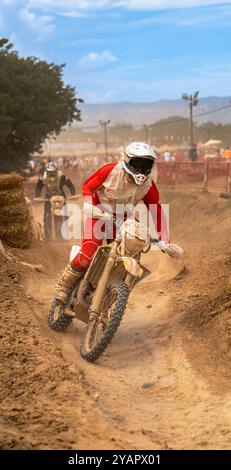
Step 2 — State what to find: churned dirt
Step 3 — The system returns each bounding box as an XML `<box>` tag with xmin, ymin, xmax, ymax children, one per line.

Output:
<box><xmin>0</xmin><ymin>188</ymin><xmax>231</xmax><ymax>450</ymax></box>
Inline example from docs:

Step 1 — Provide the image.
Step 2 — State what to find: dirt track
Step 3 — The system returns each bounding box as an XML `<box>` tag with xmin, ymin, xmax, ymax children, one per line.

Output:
<box><xmin>1</xmin><ymin>189</ymin><xmax>231</xmax><ymax>449</ymax></box>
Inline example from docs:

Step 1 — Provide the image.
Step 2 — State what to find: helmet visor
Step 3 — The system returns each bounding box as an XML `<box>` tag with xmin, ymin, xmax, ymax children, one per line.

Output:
<box><xmin>128</xmin><ymin>157</ymin><xmax>154</xmax><ymax>175</ymax></box>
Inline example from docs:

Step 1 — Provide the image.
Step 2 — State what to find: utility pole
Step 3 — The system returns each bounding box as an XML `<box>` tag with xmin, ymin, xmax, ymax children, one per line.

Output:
<box><xmin>143</xmin><ymin>124</ymin><xmax>152</xmax><ymax>144</ymax></box>
<box><xmin>182</xmin><ymin>91</ymin><xmax>199</xmax><ymax>150</ymax></box>
<box><xmin>99</xmin><ymin>120</ymin><xmax>111</xmax><ymax>159</ymax></box>
<box><xmin>203</xmin><ymin>120</ymin><xmax>210</xmax><ymax>142</ymax></box>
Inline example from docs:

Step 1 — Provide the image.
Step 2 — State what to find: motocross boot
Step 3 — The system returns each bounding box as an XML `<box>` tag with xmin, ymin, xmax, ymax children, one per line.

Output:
<box><xmin>55</xmin><ymin>263</ymin><xmax>83</xmax><ymax>305</ymax></box>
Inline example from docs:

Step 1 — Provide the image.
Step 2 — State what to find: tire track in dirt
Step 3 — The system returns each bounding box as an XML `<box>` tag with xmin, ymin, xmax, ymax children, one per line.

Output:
<box><xmin>26</xmin><ymin>242</ymin><xmax>231</xmax><ymax>450</ymax></box>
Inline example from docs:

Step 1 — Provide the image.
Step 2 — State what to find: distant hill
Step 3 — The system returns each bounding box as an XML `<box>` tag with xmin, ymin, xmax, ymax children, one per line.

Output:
<box><xmin>77</xmin><ymin>96</ymin><xmax>231</xmax><ymax>128</ymax></box>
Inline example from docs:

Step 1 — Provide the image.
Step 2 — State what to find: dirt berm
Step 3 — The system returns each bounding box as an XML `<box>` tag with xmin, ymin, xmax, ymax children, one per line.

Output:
<box><xmin>0</xmin><ymin>188</ymin><xmax>231</xmax><ymax>450</ymax></box>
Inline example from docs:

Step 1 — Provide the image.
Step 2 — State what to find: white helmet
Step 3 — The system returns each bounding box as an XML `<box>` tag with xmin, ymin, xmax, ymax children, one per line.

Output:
<box><xmin>45</xmin><ymin>161</ymin><xmax>58</xmax><ymax>181</ymax></box>
<box><xmin>123</xmin><ymin>142</ymin><xmax>157</xmax><ymax>186</ymax></box>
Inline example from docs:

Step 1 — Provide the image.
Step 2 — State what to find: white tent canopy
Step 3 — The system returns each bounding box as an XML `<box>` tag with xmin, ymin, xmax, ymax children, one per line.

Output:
<box><xmin>201</xmin><ymin>139</ymin><xmax>223</xmax><ymax>148</ymax></box>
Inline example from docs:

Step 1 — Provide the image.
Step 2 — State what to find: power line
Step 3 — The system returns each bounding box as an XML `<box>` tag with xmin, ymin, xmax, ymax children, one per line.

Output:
<box><xmin>153</xmin><ymin>104</ymin><xmax>231</xmax><ymax>126</ymax></box>
<box><xmin>137</xmin><ymin>103</ymin><xmax>231</xmax><ymax>129</ymax></box>
<box><xmin>194</xmin><ymin>103</ymin><xmax>231</xmax><ymax>119</ymax></box>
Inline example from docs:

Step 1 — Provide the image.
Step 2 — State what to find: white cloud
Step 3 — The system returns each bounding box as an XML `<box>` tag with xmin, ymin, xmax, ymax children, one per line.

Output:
<box><xmin>76</xmin><ymin>71</ymin><xmax>231</xmax><ymax>103</ymax></box>
<box><xmin>128</xmin><ymin>3</ymin><xmax>231</xmax><ymax>27</ymax></box>
<box><xmin>194</xmin><ymin>63</ymin><xmax>231</xmax><ymax>79</ymax></box>
<box><xmin>13</xmin><ymin>1</ymin><xmax>231</xmax><ymax>12</ymax></box>
<box><xmin>71</xmin><ymin>56</ymin><xmax>231</xmax><ymax>103</ymax></box>
<box><xmin>78</xmin><ymin>50</ymin><xmax>118</xmax><ymax>70</ymax></box>
<box><xmin>2</xmin><ymin>0</ymin><xmax>17</xmax><ymax>4</ymax></box>
<box><xmin>112</xmin><ymin>0</ymin><xmax>231</xmax><ymax>9</ymax></box>
<box><xmin>19</xmin><ymin>6</ymin><xmax>55</xmax><ymax>38</ymax></box>
<box><xmin>27</xmin><ymin>1</ymin><xmax>111</xmax><ymax>9</ymax></box>
<box><xmin>58</xmin><ymin>11</ymin><xmax>87</xmax><ymax>17</ymax></box>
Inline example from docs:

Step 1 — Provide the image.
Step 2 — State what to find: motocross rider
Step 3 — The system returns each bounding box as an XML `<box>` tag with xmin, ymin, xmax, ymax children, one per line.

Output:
<box><xmin>55</xmin><ymin>142</ymin><xmax>179</xmax><ymax>305</ymax></box>
<box><xmin>35</xmin><ymin>161</ymin><xmax>76</xmax><ymax>240</ymax></box>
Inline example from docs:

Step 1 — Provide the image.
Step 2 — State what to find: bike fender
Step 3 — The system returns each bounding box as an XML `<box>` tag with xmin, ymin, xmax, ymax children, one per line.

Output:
<box><xmin>53</xmin><ymin>209</ymin><xmax>62</xmax><ymax>216</ymax></box>
<box><xmin>121</xmin><ymin>256</ymin><xmax>143</xmax><ymax>278</ymax></box>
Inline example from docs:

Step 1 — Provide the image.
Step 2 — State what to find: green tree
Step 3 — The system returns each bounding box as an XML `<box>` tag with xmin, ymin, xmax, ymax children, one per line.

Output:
<box><xmin>0</xmin><ymin>38</ymin><xmax>83</xmax><ymax>173</ymax></box>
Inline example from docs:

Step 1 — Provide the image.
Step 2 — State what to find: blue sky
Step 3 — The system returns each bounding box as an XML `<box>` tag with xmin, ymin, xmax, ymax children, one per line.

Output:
<box><xmin>1</xmin><ymin>1</ymin><xmax>231</xmax><ymax>103</ymax></box>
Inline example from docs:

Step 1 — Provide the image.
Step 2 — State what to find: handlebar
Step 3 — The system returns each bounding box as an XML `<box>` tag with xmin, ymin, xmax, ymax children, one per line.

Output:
<box><xmin>34</xmin><ymin>198</ymin><xmax>50</xmax><ymax>202</ymax></box>
<box><xmin>34</xmin><ymin>195</ymin><xmax>80</xmax><ymax>203</ymax></box>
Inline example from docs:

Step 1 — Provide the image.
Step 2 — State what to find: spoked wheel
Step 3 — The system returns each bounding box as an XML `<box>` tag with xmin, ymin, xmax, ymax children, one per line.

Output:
<box><xmin>44</xmin><ymin>210</ymin><xmax>52</xmax><ymax>241</ymax></box>
<box><xmin>48</xmin><ymin>299</ymin><xmax>73</xmax><ymax>332</ymax></box>
<box><xmin>80</xmin><ymin>282</ymin><xmax>129</xmax><ymax>362</ymax></box>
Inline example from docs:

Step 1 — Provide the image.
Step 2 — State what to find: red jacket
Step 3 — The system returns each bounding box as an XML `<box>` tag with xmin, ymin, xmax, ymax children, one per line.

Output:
<box><xmin>82</xmin><ymin>163</ymin><xmax>168</xmax><ymax>240</ymax></box>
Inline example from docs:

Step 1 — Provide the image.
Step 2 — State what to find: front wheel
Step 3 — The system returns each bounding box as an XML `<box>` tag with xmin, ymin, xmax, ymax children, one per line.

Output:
<box><xmin>44</xmin><ymin>206</ymin><xmax>52</xmax><ymax>241</ymax></box>
<box><xmin>80</xmin><ymin>282</ymin><xmax>129</xmax><ymax>362</ymax></box>
<box><xmin>54</xmin><ymin>215</ymin><xmax>63</xmax><ymax>240</ymax></box>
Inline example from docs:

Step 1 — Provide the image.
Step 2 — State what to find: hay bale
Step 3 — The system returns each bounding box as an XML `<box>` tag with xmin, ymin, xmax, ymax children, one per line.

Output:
<box><xmin>0</xmin><ymin>203</ymin><xmax>28</xmax><ymax>224</ymax></box>
<box><xmin>0</xmin><ymin>173</ymin><xmax>32</xmax><ymax>248</ymax></box>
<box><xmin>0</xmin><ymin>222</ymin><xmax>32</xmax><ymax>248</ymax></box>
<box><xmin>0</xmin><ymin>173</ymin><xmax>24</xmax><ymax>191</ymax></box>
<box><xmin>0</xmin><ymin>188</ymin><xmax>25</xmax><ymax>207</ymax></box>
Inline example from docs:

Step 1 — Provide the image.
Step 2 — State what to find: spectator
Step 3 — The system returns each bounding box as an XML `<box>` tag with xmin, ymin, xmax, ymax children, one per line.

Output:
<box><xmin>39</xmin><ymin>158</ymin><xmax>49</xmax><ymax>177</ymax></box>
<box><xmin>215</xmin><ymin>149</ymin><xmax>222</xmax><ymax>159</ymax></box>
<box><xmin>72</xmin><ymin>157</ymin><xmax>79</xmax><ymax>169</ymax></box>
<box><xmin>163</xmin><ymin>150</ymin><xmax>172</xmax><ymax>162</ymax></box>
<box><xmin>188</xmin><ymin>145</ymin><xmax>198</xmax><ymax>162</ymax></box>
<box><xmin>57</xmin><ymin>156</ymin><xmax>63</xmax><ymax>168</ymax></box>
<box><xmin>224</xmin><ymin>146</ymin><xmax>231</xmax><ymax>160</ymax></box>
<box><xmin>63</xmin><ymin>157</ymin><xmax>69</xmax><ymax>169</ymax></box>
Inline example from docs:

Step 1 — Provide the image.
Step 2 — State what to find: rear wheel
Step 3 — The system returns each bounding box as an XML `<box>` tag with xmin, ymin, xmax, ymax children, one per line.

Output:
<box><xmin>48</xmin><ymin>299</ymin><xmax>72</xmax><ymax>332</ymax></box>
<box><xmin>80</xmin><ymin>282</ymin><xmax>129</xmax><ymax>362</ymax></box>
<box><xmin>44</xmin><ymin>207</ymin><xmax>52</xmax><ymax>241</ymax></box>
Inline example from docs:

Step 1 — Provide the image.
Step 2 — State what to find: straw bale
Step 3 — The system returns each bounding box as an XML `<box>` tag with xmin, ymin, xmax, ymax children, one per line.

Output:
<box><xmin>0</xmin><ymin>221</ymin><xmax>32</xmax><ymax>248</ymax></box>
<box><xmin>0</xmin><ymin>188</ymin><xmax>25</xmax><ymax>207</ymax></box>
<box><xmin>0</xmin><ymin>203</ymin><xmax>28</xmax><ymax>224</ymax></box>
<box><xmin>0</xmin><ymin>173</ymin><xmax>24</xmax><ymax>191</ymax></box>
<box><xmin>0</xmin><ymin>174</ymin><xmax>32</xmax><ymax>248</ymax></box>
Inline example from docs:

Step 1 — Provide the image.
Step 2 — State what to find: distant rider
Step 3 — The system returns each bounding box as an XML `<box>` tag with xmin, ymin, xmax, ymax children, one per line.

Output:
<box><xmin>35</xmin><ymin>161</ymin><xmax>76</xmax><ymax>240</ymax></box>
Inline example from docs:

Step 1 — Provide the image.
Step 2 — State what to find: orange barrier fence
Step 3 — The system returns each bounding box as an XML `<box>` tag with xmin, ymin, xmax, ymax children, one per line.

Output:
<box><xmin>157</xmin><ymin>162</ymin><xmax>231</xmax><ymax>193</ymax></box>
<box><xmin>25</xmin><ymin>162</ymin><xmax>231</xmax><ymax>199</ymax></box>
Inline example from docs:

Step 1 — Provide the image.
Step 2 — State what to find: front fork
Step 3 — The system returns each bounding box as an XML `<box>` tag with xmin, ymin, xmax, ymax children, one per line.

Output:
<box><xmin>124</xmin><ymin>252</ymin><xmax>141</xmax><ymax>290</ymax></box>
<box><xmin>88</xmin><ymin>241</ymin><xmax>119</xmax><ymax>320</ymax></box>
<box><xmin>87</xmin><ymin>242</ymin><xmax>140</xmax><ymax>320</ymax></box>
<box><xmin>124</xmin><ymin>272</ymin><xmax>134</xmax><ymax>289</ymax></box>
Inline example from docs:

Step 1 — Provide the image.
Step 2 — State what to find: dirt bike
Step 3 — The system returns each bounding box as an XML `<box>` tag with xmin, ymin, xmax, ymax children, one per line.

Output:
<box><xmin>34</xmin><ymin>195</ymin><xmax>78</xmax><ymax>242</ymax></box>
<box><xmin>48</xmin><ymin>216</ymin><xmax>182</xmax><ymax>362</ymax></box>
